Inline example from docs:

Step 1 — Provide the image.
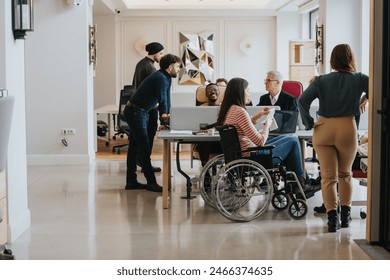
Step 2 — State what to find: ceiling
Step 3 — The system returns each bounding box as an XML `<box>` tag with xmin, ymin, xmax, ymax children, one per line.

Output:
<box><xmin>94</xmin><ymin>0</ymin><xmax>313</xmax><ymax>15</ymax></box>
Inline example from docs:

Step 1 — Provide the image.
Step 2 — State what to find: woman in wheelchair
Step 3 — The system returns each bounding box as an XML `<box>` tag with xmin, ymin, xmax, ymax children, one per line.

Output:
<box><xmin>216</xmin><ymin>77</ymin><xmax>320</xmax><ymax>196</ymax></box>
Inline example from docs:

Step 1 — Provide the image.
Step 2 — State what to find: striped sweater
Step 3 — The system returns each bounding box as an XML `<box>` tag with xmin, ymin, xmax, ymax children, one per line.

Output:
<box><xmin>224</xmin><ymin>105</ymin><xmax>268</xmax><ymax>155</ymax></box>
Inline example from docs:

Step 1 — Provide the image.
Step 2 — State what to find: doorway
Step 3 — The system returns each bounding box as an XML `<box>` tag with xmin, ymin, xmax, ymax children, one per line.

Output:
<box><xmin>379</xmin><ymin>0</ymin><xmax>390</xmax><ymax>253</ymax></box>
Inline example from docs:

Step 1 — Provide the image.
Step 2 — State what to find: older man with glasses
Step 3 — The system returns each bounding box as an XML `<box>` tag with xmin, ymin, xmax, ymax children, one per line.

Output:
<box><xmin>257</xmin><ymin>70</ymin><xmax>298</xmax><ymax>111</ymax></box>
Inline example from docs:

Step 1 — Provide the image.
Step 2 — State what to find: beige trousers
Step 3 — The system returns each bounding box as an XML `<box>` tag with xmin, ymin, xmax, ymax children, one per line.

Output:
<box><xmin>313</xmin><ymin>116</ymin><xmax>357</xmax><ymax>212</ymax></box>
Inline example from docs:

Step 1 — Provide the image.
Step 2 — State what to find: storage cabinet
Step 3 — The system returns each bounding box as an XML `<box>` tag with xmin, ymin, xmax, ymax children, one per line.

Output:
<box><xmin>289</xmin><ymin>40</ymin><xmax>316</xmax><ymax>89</ymax></box>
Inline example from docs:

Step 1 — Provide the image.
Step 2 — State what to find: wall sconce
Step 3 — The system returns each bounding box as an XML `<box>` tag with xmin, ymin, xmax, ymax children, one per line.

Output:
<box><xmin>12</xmin><ymin>0</ymin><xmax>34</xmax><ymax>40</ymax></box>
<box><xmin>89</xmin><ymin>25</ymin><xmax>97</xmax><ymax>69</ymax></box>
<box><xmin>315</xmin><ymin>22</ymin><xmax>324</xmax><ymax>64</ymax></box>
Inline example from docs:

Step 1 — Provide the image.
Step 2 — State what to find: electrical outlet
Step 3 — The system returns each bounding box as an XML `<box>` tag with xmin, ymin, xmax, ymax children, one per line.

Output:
<box><xmin>62</xmin><ymin>128</ymin><xmax>76</xmax><ymax>135</ymax></box>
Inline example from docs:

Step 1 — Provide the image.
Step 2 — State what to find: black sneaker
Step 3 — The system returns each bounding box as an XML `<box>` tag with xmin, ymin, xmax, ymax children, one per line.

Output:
<box><xmin>145</xmin><ymin>183</ymin><xmax>163</xmax><ymax>192</ymax></box>
<box><xmin>296</xmin><ymin>176</ymin><xmax>321</xmax><ymax>199</ymax></box>
<box><xmin>141</xmin><ymin>166</ymin><xmax>162</xmax><ymax>173</ymax></box>
<box><xmin>314</xmin><ymin>203</ymin><xmax>327</xmax><ymax>213</ymax></box>
<box><xmin>125</xmin><ymin>181</ymin><xmax>148</xmax><ymax>190</ymax></box>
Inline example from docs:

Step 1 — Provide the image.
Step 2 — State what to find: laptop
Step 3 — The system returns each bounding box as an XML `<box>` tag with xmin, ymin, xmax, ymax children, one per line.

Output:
<box><xmin>170</xmin><ymin>106</ymin><xmax>219</xmax><ymax>130</ymax></box>
<box><xmin>170</xmin><ymin>106</ymin><xmax>282</xmax><ymax>131</ymax></box>
<box><xmin>269</xmin><ymin>110</ymin><xmax>299</xmax><ymax>135</ymax></box>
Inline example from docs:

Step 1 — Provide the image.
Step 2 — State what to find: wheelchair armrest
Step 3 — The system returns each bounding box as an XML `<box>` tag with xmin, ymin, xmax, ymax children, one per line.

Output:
<box><xmin>200</xmin><ymin>122</ymin><xmax>217</xmax><ymax>130</ymax></box>
<box><xmin>244</xmin><ymin>145</ymin><xmax>275</xmax><ymax>153</ymax></box>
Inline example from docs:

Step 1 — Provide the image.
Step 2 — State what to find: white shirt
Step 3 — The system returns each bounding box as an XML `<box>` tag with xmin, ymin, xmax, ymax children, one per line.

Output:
<box><xmin>270</xmin><ymin>91</ymin><xmax>281</xmax><ymax>105</ymax></box>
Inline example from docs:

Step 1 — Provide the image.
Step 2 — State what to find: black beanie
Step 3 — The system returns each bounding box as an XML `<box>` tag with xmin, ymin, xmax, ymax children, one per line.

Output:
<box><xmin>145</xmin><ymin>42</ymin><xmax>164</xmax><ymax>55</ymax></box>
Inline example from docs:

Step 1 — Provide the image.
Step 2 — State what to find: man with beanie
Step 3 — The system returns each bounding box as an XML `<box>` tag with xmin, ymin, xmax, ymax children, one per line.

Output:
<box><xmin>132</xmin><ymin>42</ymin><xmax>165</xmax><ymax>173</ymax></box>
<box><xmin>124</xmin><ymin>54</ymin><xmax>181</xmax><ymax>192</ymax></box>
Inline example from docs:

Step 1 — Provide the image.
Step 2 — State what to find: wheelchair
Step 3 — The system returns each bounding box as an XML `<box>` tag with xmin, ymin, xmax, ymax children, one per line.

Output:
<box><xmin>198</xmin><ymin>124</ymin><xmax>308</xmax><ymax>222</ymax></box>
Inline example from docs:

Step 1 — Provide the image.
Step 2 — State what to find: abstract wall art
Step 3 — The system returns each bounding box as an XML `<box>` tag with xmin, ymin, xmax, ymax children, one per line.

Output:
<box><xmin>178</xmin><ymin>31</ymin><xmax>215</xmax><ymax>85</ymax></box>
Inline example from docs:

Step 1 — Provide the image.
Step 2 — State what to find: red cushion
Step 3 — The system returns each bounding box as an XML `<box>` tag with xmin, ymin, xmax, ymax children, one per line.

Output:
<box><xmin>352</xmin><ymin>169</ymin><xmax>367</xmax><ymax>178</ymax></box>
<box><xmin>281</xmin><ymin>81</ymin><xmax>303</xmax><ymax>99</ymax></box>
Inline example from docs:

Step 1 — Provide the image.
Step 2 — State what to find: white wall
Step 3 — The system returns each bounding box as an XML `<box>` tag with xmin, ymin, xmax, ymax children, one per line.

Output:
<box><xmin>95</xmin><ymin>10</ymin><xmax>296</xmax><ymax>109</ymax></box>
<box><xmin>25</xmin><ymin>0</ymin><xmax>95</xmax><ymax>165</ymax></box>
<box><xmin>0</xmin><ymin>1</ymin><xmax>30</xmax><ymax>242</ymax></box>
<box><xmin>93</xmin><ymin>15</ymin><xmax>117</xmax><ymax>108</ymax></box>
<box><xmin>319</xmin><ymin>0</ymin><xmax>369</xmax><ymax>74</ymax></box>
<box><xmin>276</xmin><ymin>12</ymin><xmax>302</xmax><ymax>79</ymax></box>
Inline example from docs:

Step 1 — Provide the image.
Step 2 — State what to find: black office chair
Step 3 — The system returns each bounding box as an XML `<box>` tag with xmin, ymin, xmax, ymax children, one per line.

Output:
<box><xmin>112</xmin><ymin>85</ymin><xmax>135</xmax><ymax>154</ymax></box>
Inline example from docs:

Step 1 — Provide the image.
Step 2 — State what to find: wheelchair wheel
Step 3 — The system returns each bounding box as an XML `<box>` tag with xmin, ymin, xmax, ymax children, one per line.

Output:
<box><xmin>199</xmin><ymin>155</ymin><xmax>225</xmax><ymax>208</ymax></box>
<box><xmin>271</xmin><ymin>192</ymin><xmax>289</xmax><ymax>211</ymax></box>
<box><xmin>288</xmin><ymin>199</ymin><xmax>308</xmax><ymax>219</ymax></box>
<box><xmin>214</xmin><ymin>159</ymin><xmax>273</xmax><ymax>222</ymax></box>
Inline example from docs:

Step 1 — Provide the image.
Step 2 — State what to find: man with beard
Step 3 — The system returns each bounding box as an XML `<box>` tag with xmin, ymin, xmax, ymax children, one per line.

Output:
<box><xmin>197</xmin><ymin>83</ymin><xmax>223</xmax><ymax>166</ymax></box>
<box><xmin>123</xmin><ymin>54</ymin><xmax>181</xmax><ymax>192</ymax></box>
<box><xmin>132</xmin><ymin>42</ymin><xmax>165</xmax><ymax>172</ymax></box>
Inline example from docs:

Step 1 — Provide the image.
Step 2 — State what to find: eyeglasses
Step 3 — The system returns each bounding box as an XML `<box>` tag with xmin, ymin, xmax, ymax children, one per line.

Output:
<box><xmin>264</xmin><ymin>79</ymin><xmax>278</xmax><ymax>83</ymax></box>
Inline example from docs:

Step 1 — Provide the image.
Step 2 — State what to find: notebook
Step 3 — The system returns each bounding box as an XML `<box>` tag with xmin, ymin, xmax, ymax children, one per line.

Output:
<box><xmin>269</xmin><ymin>110</ymin><xmax>299</xmax><ymax>135</ymax></box>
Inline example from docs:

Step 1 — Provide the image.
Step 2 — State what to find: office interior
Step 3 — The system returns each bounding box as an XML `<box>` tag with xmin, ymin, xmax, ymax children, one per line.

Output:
<box><xmin>1</xmin><ymin>0</ymin><xmax>389</xmax><ymax>259</ymax></box>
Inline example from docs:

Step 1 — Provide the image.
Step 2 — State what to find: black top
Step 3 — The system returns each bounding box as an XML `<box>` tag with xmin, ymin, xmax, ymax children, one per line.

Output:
<box><xmin>132</xmin><ymin>57</ymin><xmax>156</xmax><ymax>89</ymax></box>
<box><xmin>299</xmin><ymin>72</ymin><xmax>368</xmax><ymax>129</ymax></box>
<box><xmin>130</xmin><ymin>69</ymin><xmax>171</xmax><ymax>115</ymax></box>
<box><xmin>257</xmin><ymin>90</ymin><xmax>299</xmax><ymax>111</ymax></box>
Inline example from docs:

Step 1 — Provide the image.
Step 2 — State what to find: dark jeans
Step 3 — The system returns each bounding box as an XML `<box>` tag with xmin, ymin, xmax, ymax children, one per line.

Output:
<box><xmin>148</xmin><ymin>108</ymin><xmax>158</xmax><ymax>152</ymax></box>
<box><xmin>123</xmin><ymin>105</ymin><xmax>156</xmax><ymax>185</ymax></box>
<box><xmin>260</xmin><ymin>134</ymin><xmax>304</xmax><ymax>178</ymax></box>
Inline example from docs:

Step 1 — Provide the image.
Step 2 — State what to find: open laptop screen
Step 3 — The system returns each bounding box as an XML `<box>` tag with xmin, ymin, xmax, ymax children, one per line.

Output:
<box><xmin>270</xmin><ymin>110</ymin><xmax>299</xmax><ymax>135</ymax></box>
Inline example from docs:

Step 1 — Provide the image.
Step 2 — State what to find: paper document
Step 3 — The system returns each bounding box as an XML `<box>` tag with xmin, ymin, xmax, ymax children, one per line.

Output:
<box><xmin>262</xmin><ymin>108</ymin><xmax>278</xmax><ymax>131</ymax></box>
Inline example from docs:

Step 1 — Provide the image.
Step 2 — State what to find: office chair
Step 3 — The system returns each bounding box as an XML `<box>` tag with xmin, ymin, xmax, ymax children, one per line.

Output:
<box><xmin>195</xmin><ymin>84</ymin><xmax>226</xmax><ymax>106</ymax></box>
<box><xmin>112</xmin><ymin>85</ymin><xmax>135</xmax><ymax>154</ymax></box>
<box><xmin>190</xmin><ymin>85</ymin><xmax>226</xmax><ymax>168</ymax></box>
<box><xmin>281</xmin><ymin>80</ymin><xmax>303</xmax><ymax>99</ymax></box>
<box><xmin>282</xmin><ymin>80</ymin><xmax>318</xmax><ymax>163</ymax></box>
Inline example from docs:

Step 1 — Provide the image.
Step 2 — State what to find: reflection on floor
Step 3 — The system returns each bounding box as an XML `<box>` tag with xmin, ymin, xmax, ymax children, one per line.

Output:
<box><xmin>10</xmin><ymin>159</ymin><xmax>370</xmax><ymax>260</ymax></box>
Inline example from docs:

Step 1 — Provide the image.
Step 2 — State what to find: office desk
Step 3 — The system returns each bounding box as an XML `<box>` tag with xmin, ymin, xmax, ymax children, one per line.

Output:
<box><xmin>295</xmin><ymin>130</ymin><xmax>314</xmax><ymax>165</ymax></box>
<box><xmin>94</xmin><ymin>104</ymin><xmax>118</xmax><ymax>151</ymax></box>
<box><xmin>158</xmin><ymin>129</ymin><xmax>365</xmax><ymax>209</ymax></box>
<box><xmin>157</xmin><ymin>130</ymin><xmax>220</xmax><ymax>209</ymax></box>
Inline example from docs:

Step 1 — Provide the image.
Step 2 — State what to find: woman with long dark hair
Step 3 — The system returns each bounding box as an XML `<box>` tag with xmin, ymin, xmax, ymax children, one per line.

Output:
<box><xmin>217</xmin><ymin>77</ymin><xmax>318</xmax><ymax>194</ymax></box>
<box><xmin>299</xmin><ymin>44</ymin><xmax>369</xmax><ymax>232</ymax></box>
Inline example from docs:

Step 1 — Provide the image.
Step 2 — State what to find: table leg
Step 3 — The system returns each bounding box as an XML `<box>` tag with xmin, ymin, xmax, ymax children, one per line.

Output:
<box><xmin>162</xmin><ymin>139</ymin><xmax>171</xmax><ymax>209</ymax></box>
<box><xmin>107</xmin><ymin>113</ymin><xmax>111</xmax><ymax>140</ymax></box>
<box><xmin>299</xmin><ymin>138</ymin><xmax>306</xmax><ymax>167</ymax></box>
<box><xmin>176</xmin><ymin>142</ymin><xmax>196</xmax><ymax>199</ymax></box>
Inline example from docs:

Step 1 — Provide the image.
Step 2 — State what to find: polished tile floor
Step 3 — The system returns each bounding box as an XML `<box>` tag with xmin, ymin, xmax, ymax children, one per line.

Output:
<box><xmin>10</xmin><ymin>159</ymin><xmax>371</xmax><ymax>260</ymax></box>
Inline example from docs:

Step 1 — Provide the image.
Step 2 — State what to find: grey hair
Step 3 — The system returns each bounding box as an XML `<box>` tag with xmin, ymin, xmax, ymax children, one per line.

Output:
<box><xmin>267</xmin><ymin>70</ymin><xmax>284</xmax><ymax>84</ymax></box>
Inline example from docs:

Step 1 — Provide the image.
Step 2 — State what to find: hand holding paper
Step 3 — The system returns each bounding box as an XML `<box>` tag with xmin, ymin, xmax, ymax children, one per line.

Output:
<box><xmin>262</xmin><ymin>108</ymin><xmax>278</xmax><ymax>131</ymax></box>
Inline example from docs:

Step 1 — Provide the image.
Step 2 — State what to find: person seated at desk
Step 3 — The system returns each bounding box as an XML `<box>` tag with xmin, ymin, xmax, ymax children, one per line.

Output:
<box><xmin>196</xmin><ymin>83</ymin><xmax>223</xmax><ymax>166</ymax></box>
<box><xmin>257</xmin><ymin>70</ymin><xmax>298</xmax><ymax>111</ymax></box>
<box><xmin>217</xmin><ymin>77</ymin><xmax>320</xmax><ymax>194</ymax></box>
<box><xmin>200</xmin><ymin>83</ymin><xmax>220</xmax><ymax>107</ymax></box>
<box><xmin>216</xmin><ymin>77</ymin><xmax>228</xmax><ymax>87</ymax></box>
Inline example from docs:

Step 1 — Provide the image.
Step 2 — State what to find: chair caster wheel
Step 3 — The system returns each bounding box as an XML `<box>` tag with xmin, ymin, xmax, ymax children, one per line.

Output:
<box><xmin>360</xmin><ymin>208</ymin><xmax>367</xmax><ymax>219</ymax></box>
<box><xmin>3</xmin><ymin>248</ymin><xmax>12</xmax><ymax>255</ymax></box>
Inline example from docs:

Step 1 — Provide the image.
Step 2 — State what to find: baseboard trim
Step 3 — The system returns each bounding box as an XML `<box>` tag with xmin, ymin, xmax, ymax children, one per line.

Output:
<box><xmin>27</xmin><ymin>154</ymin><xmax>93</xmax><ymax>166</ymax></box>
